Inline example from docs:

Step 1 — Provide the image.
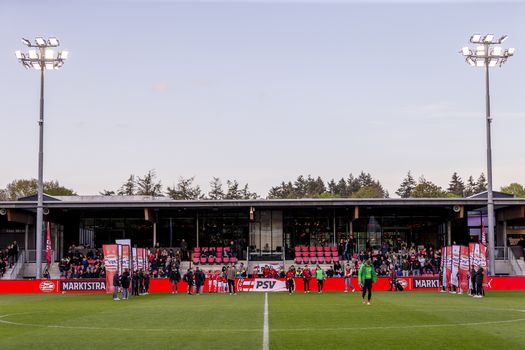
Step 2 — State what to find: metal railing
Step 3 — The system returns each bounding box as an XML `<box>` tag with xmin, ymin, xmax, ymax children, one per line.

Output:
<box><xmin>494</xmin><ymin>246</ymin><xmax>508</xmax><ymax>260</ymax></box>
<box><xmin>25</xmin><ymin>249</ymin><xmax>56</xmax><ymax>263</ymax></box>
<box><xmin>508</xmin><ymin>248</ymin><xmax>525</xmax><ymax>276</ymax></box>
<box><xmin>5</xmin><ymin>250</ymin><xmax>26</xmax><ymax>280</ymax></box>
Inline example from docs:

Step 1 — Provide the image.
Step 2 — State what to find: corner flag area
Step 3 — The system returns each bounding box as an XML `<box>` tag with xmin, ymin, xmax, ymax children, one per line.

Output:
<box><xmin>1</xmin><ymin>291</ymin><xmax>524</xmax><ymax>350</ymax></box>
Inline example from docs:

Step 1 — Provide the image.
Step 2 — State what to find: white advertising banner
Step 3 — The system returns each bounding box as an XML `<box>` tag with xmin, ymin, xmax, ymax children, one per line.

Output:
<box><xmin>238</xmin><ymin>278</ymin><xmax>288</xmax><ymax>292</ymax></box>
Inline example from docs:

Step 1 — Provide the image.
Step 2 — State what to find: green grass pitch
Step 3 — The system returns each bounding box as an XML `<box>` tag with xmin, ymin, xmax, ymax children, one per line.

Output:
<box><xmin>1</xmin><ymin>291</ymin><xmax>524</xmax><ymax>350</ymax></box>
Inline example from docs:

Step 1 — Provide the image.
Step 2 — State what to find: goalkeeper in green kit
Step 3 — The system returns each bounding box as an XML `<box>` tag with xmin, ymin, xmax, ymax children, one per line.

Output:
<box><xmin>358</xmin><ymin>259</ymin><xmax>377</xmax><ymax>305</ymax></box>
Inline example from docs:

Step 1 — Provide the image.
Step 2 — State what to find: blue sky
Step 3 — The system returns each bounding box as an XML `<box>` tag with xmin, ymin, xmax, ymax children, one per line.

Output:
<box><xmin>1</xmin><ymin>0</ymin><xmax>524</xmax><ymax>196</ymax></box>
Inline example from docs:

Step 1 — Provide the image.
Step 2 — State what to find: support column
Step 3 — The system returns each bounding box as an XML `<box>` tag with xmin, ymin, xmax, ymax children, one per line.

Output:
<box><xmin>196</xmin><ymin>212</ymin><xmax>199</xmax><ymax>247</ymax></box>
<box><xmin>153</xmin><ymin>222</ymin><xmax>157</xmax><ymax>247</ymax></box>
<box><xmin>25</xmin><ymin>224</ymin><xmax>29</xmax><ymax>252</ymax></box>
<box><xmin>503</xmin><ymin>220</ymin><xmax>507</xmax><ymax>260</ymax></box>
<box><xmin>447</xmin><ymin>221</ymin><xmax>452</xmax><ymax>246</ymax></box>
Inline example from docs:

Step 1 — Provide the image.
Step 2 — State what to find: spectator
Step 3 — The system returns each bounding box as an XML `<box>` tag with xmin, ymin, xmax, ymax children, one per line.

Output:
<box><xmin>169</xmin><ymin>267</ymin><xmax>181</xmax><ymax>294</ymax></box>
<box><xmin>194</xmin><ymin>267</ymin><xmax>205</xmax><ymax>295</ymax></box>
<box><xmin>227</xmin><ymin>264</ymin><xmax>237</xmax><ymax>295</ymax></box>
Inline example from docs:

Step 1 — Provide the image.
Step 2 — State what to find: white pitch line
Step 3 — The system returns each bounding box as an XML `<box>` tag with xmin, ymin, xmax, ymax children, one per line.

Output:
<box><xmin>263</xmin><ymin>292</ymin><xmax>269</xmax><ymax>350</ymax></box>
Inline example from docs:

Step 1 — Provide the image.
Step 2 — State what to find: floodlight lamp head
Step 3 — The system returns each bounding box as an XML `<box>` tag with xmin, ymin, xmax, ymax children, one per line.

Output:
<box><xmin>48</xmin><ymin>37</ymin><xmax>59</xmax><ymax>46</ymax></box>
<box><xmin>483</xmin><ymin>34</ymin><xmax>494</xmax><ymax>43</ymax></box>
<box><xmin>506</xmin><ymin>47</ymin><xmax>515</xmax><ymax>56</ymax></box>
<box><xmin>461</xmin><ymin>47</ymin><xmax>471</xmax><ymax>56</ymax></box>
<box><xmin>15</xmin><ymin>50</ymin><xmax>23</xmax><ymax>59</ymax></box>
<box><xmin>21</xmin><ymin>38</ymin><xmax>32</xmax><ymax>46</ymax></box>
<box><xmin>35</xmin><ymin>37</ymin><xmax>46</xmax><ymax>46</ymax></box>
<box><xmin>470</xmin><ymin>34</ymin><xmax>482</xmax><ymax>43</ymax></box>
<box><xmin>499</xmin><ymin>35</ymin><xmax>508</xmax><ymax>43</ymax></box>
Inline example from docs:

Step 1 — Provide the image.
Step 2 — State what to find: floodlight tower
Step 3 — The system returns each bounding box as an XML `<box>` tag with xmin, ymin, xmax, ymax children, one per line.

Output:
<box><xmin>460</xmin><ymin>34</ymin><xmax>514</xmax><ymax>276</ymax></box>
<box><xmin>15</xmin><ymin>37</ymin><xmax>68</xmax><ymax>279</ymax></box>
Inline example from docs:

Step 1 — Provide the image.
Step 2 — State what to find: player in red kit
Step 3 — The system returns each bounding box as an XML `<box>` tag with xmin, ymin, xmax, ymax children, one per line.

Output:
<box><xmin>286</xmin><ymin>266</ymin><xmax>295</xmax><ymax>295</ymax></box>
<box><xmin>207</xmin><ymin>270</ymin><xmax>214</xmax><ymax>293</ymax></box>
<box><xmin>301</xmin><ymin>265</ymin><xmax>312</xmax><ymax>293</ymax></box>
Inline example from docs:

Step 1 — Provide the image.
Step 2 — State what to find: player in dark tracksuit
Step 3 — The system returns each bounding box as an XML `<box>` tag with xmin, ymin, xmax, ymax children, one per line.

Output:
<box><xmin>475</xmin><ymin>266</ymin><xmax>484</xmax><ymax>298</ymax></box>
<box><xmin>184</xmin><ymin>269</ymin><xmax>194</xmax><ymax>295</ymax></box>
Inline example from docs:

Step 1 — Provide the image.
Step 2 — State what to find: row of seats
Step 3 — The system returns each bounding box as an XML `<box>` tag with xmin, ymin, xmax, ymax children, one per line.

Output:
<box><xmin>193</xmin><ymin>246</ymin><xmax>231</xmax><ymax>252</ymax></box>
<box><xmin>294</xmin><ymin>245</ymin><xmax>338</xmax><ymax>252</ymax></box>
<box><xmin>192</xmin><ymin>256</ymin><xmax>238</xmax><ymax>265</ymax></box>
<box><xmin>295</xmin><ymin>256</ymin><xmax>340</xmax><ymax>264</ymax></box>
<box><xmin>295</xmin><ymin>251</ymin><xmax>339</xmax><ymax>258</ymax></box>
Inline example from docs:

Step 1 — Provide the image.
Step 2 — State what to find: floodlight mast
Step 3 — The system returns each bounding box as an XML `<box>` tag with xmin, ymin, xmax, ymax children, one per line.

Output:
<box><xmin>15</xmin><ymin>37</ymin><xmax>68</xmax><ymax>279</ymax></box>
<box><xmin>460</xmin><ymin>34</ymin><xmax>515</xmax><ymax>276</ymax></box>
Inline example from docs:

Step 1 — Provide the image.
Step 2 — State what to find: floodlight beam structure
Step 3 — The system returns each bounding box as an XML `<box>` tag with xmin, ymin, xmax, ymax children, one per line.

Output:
<box><xmin>460</xmin><ymin>34</ymin><xmax>514</xmax><ymax>276</ymax></box>
<box><xmin>15</xmin><ymin>37</ymin><xmax>68</xmax><ymax>279</ymax></box>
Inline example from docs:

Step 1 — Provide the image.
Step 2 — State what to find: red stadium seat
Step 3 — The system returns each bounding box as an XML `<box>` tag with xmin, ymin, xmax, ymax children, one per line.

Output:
<box><xmin>316</xmin><ymin>252</ymin><xmax>323</xmax><ymax>257</ymax></box>
<box><xmin>208</xmin><ymin>257</ymin><xmax>214</xmax><ymax>264</ymax></box>
<box><xmin>316</xmin><ymin>246</ymin><xmax>323</xmax><ymax>252</ymax></box>
<box><xmin>230</xmin><ymin>257</ymin><xmax>238</xmax><ymax>263</ymax></box>
<box><xmin>317</xmin><ymin>257</ymin><xmax>325</xmax><ymax>264</ymax></box>
<box><xmin>192</xmin><ymin>258</ymin><xmax>199</xmax><ymax>264</ymax></box>
<box><xmin>302</xmin><ymin>257</ymin><xmax>309</xmax><ymax>264</ymax></box>
<box><xmin>193</xmin><ymin>252</ymin><xmax>200</xmax><ymax>258</ymax></box>
<box><xmin>295</xmin><ymin>251</ymin><xmax>302</xmax><ymax>257</ymax></box>
<box><xmin>217</xmin><ymin>247</ymin><xmax>223</xmax><ymax>252</ymax></box>
<box><xmin>325</xmin><ymin>257</ymin><xmax>332</xmax><ymax>263</ymax></box>
<box><xmin>215</xmin><ymin>257</ymin><xmax>222</xmax><ymax>264</ymax></box>
<box><xmin>309</xmin><ymin>252</ymin><xmax>316</xmax><ymax>258</ymax></box>
<box><xmin>323</xmin><ymin>246</ymin><xmax>330</xmax><ymax>252</ymax></box>
<box><xmin>223</xmin><ymin>257</ymin><xmax>230</xmax><ymax>263</ymax></box>
<box><xmin>301</xmin><ymin>246</ymin><xmax>308</xmax><ymax>252</ymax></box>
<box><xmin>295</xmin><ymin>257</ymin><xmax>303</xmax><ymax>264</ymax></box>
<box><xmin>194</xmin><ymin>247</ymin><xmax>200</xmax><ymax>252</ymax></box>
<box><xmin>310</xmin><ymin>257</ymin><xmax>317</xmax><ymax>264</ymax></box>
<box><xmin>294</xmin><ymin>246</ymin><xmax>301</xmax><ymax>251</ymax></box>
<box><xmin>324</xmin><ymin>252</ymin><xmax>331</xmax><ymax>258</ymax></box>
<box><xmin>200</xmin><ymin>257</ymin><xmax>207</xmax><ymax>264</ymax></box>
<box><xmin>333</xmin><ymin>256</ymin><xmax>340</xmax><ymax>262</ymax></box>
<box><xmin>216</xmin><ymin>252</ymin><xmax>223</xmax><ymax>257</ymax></box>
<box><xmin>309</xmin><ymin>246</ymin><xmax>316</xmax><ymax>252</ymax></box>
<box><xmin>330</xmin><ymin>246</ymin><xmax>337</xmax><ymax>252</ymax></box>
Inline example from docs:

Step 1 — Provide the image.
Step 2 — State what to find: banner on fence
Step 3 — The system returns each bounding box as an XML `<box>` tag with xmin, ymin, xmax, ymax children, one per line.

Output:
<box><xmin>451</xmin><ymin>245</ymin><xmax>460</xmax><ymax>287</ymax></box>
<box><xmin>238</xmin><ymin>278</ymin><xmax>288</xmax><ymax>292</ymax></box>
<box><xmin>103</xmin><ymin>244</ymin><xmax>118</xmax><ymax>293</ymax></box>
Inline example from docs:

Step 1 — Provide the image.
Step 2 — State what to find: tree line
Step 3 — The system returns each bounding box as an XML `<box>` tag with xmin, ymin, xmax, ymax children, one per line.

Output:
<box><xmin>1</xmin><ymin>169</ymin><xmax>524</xmax><ymax>200</ymax></box>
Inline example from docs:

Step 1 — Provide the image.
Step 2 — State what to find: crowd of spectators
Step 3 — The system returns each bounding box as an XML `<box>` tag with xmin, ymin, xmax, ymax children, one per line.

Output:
<box><xmin>56</xmin><ymin>240</ymin><xmax>439</xmax><ymax>281</ymax></box>
<box><xmin>0</xmin><ymin>241</ymin><xmax>19</xmax><ymax>278</ymax></box>
<box><xmin>58</xmin><ymin>245</ymin><xmax>105</xmax><ymax>279</ymax></box>
<box><xmin>352</xmin><ymin>242</ymin><xmax>441</xmax><ymax>277</ymax></box>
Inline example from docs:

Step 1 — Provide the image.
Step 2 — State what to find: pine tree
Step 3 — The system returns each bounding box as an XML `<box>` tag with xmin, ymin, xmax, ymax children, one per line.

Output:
<box><xmin>475</xmin><ymin>173</ymin><xmax>488</xmax><ymax>194</ymax></box>
<box><xmin>447</xmin><ymin>172</ymin><xmax>465</xmax><ymax>197</ymax></box>
<box><xmin>225</xmin><ymin>180</ymin><xmax>242</xmax><ymax>199</ymax></box>
<box><xmin>117</xmin><ymin>175</ymin><xmax>136</xmax><ymax>196</ymax></box>
<box><xmin>208</xmin><ymin>177</ymin><xmax>224</xmax><ymax>200</ymax></box>
<box><xmin>136</xmin><ymin>170</ymin><xmax>163</xmax><ymax>196</ymax></box>
<box><xmin>464</xmin><ymin>176</ymin><xmax>477</xmax><ymax>197</ymax></box>
<box><xmin>396</xmin><ymin>171</ymin><xmax>416</xmax><ymax>198</ymax></box>
<box><xmin>166</xmin><ymin>176</ymin><xmax>203</xmax><ymax>200</ymax></box>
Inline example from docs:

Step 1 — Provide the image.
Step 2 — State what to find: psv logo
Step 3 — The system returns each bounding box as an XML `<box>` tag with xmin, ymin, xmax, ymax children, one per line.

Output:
<box><xmin>255</xmin><ymin>281</ymin><xmax>277</xmax><ymax>289</ymax></box>
<box><xmin>39</xmin><ymin>281</ymin><xmax>55</xmax><ymax>293</ymax></box>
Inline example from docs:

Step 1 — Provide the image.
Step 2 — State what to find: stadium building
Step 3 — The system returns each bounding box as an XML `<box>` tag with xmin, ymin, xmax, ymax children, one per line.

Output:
<box><xmin>1</xmin><ymin>193</ymin><xmax>525</xmax><ymax>277</ymax></box>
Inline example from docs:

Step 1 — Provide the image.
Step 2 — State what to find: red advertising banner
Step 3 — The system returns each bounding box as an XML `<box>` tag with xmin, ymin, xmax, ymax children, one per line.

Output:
<box><xmin>103</xmin><ymin>244</ymin><xmax>118</xmax><ymax>293</ymax></box>
<box><xmin>46</xmin><ymin>222</ymin><xmax>52</xmax><ymax>266</ymax></box>
<box><xmin>459</xmin><ymin>245</ymin><xmax>470</xmax><ymax>291</ymax></box>
<box><xmin>2</xmin><ymin>276</ymin><xmax>525</xmax><ymax>294</ymax></box>
<box><xmin>137</xmin><ymin>248</ymin><xmax>144</xmax><ymax>270</ymax></box>
<box><xmin>121</xmin><ymin>245</ymin><xmax>131</xmax><ymax>271</ymax></box>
